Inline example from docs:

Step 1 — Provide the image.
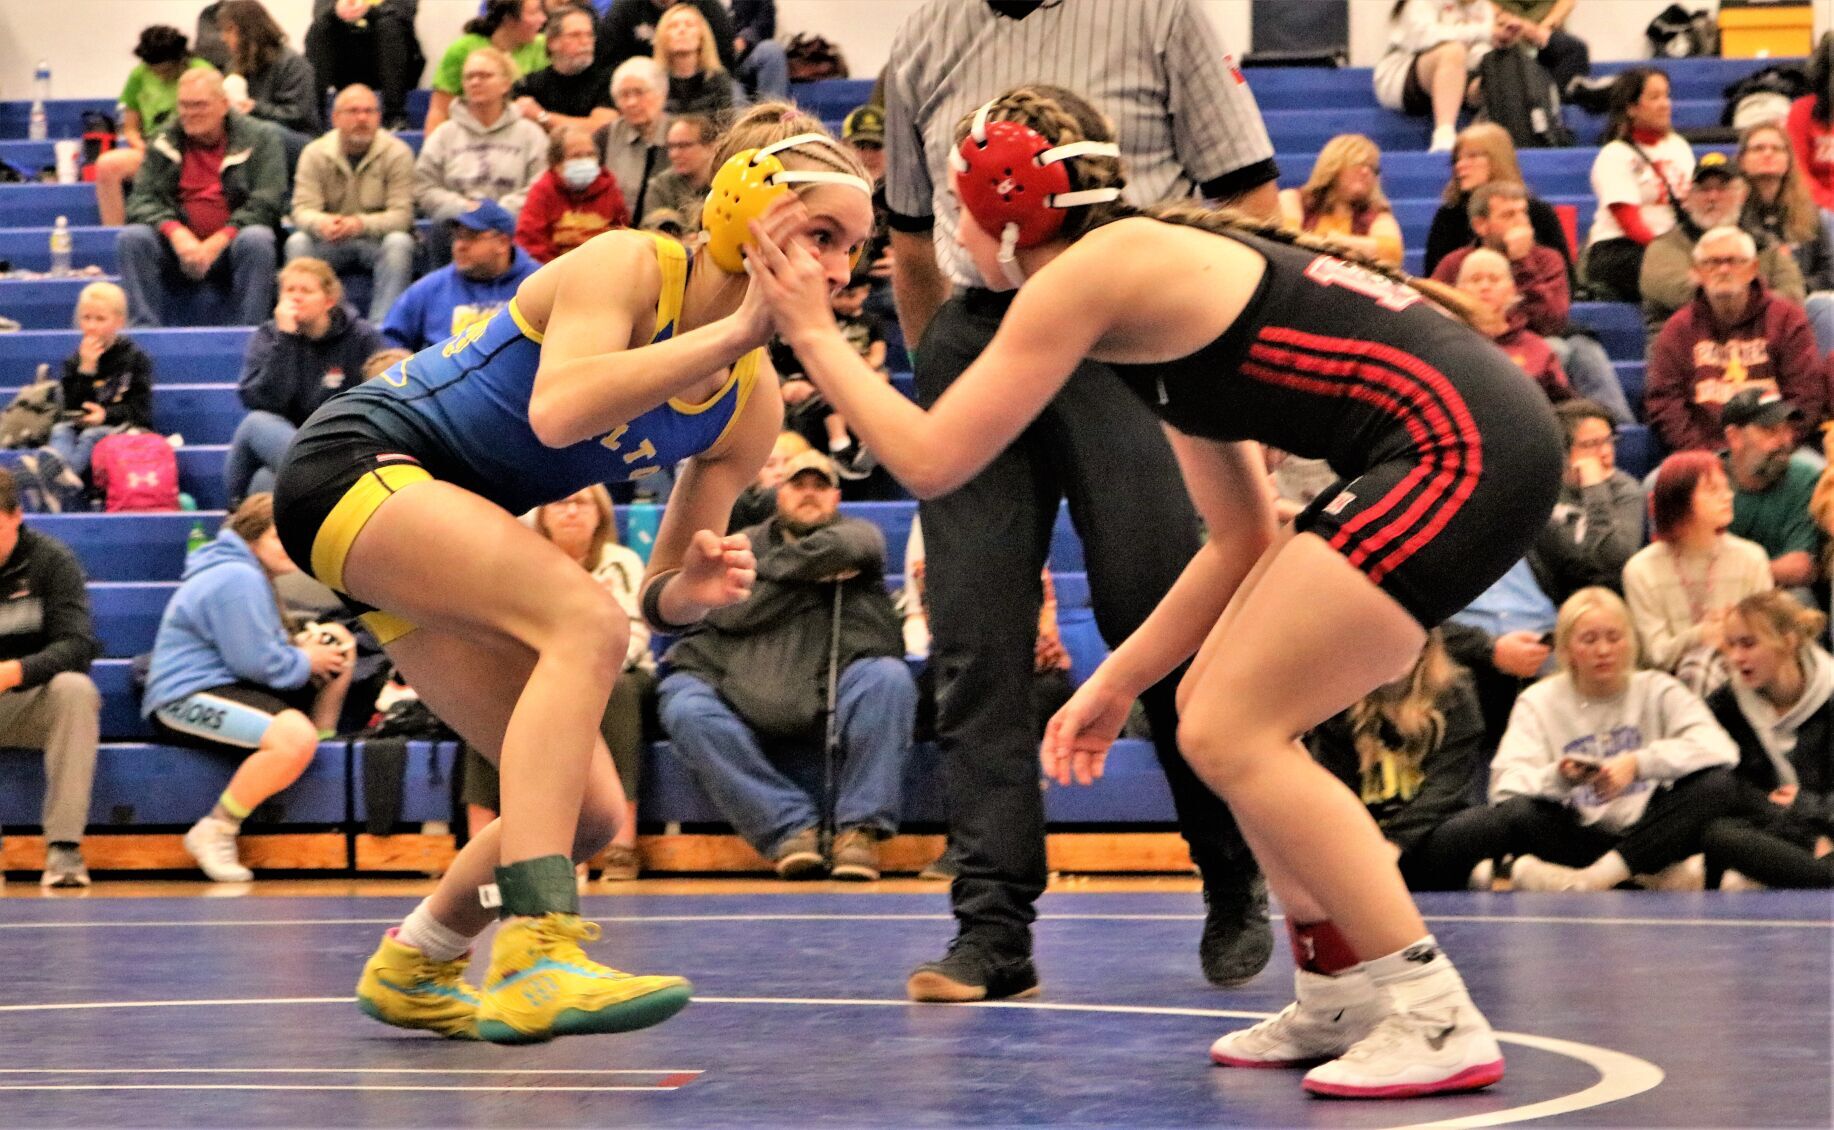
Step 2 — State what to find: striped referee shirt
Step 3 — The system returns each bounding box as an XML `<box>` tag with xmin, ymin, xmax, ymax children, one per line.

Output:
<box><xmin>882</xmin><ymin>0</ymin><xmax>1278</xmax><ymax>289</ymax></box>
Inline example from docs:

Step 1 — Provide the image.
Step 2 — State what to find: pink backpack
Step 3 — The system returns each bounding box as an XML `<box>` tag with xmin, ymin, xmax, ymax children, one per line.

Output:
<box><xmin>90</xmin><ymin>431</ymin><xmax>179</xmax><ymax>511</ymax></box>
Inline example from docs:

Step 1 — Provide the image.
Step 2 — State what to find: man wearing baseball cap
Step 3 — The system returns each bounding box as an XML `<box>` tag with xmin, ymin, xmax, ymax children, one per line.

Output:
<box><xmin>1641</xmin><ymin>150</ymin><xmax>1806</xmax><ymax>328</ymax></box>
<box><xmin>1721</xmin><ymin>388</ymin><xmax>1822</xmax><ymax>593</ymax></box>
<box><xmin>380</xmin><ymin>200</ymin><xmax>540</xmax><ymax>351</ymax></box>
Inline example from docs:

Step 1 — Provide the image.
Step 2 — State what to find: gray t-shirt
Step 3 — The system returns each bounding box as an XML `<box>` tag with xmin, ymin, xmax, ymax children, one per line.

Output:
<box><xmin>882</xmin><ymin>0</ymin><xmax>1276</xmax><ymax>288</ymax></box>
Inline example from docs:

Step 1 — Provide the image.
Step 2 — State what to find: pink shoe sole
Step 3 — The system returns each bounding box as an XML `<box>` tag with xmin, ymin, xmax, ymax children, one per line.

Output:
<box><xmin>1210</xmin><ymin>1049</ymin><xmax>1327</xmax><ymax>1069</ymax></box>
<box><xmin>1302</xmin><ymin>1058</ymin><xmax>1505</xmax><ymax>1099</ymax></box>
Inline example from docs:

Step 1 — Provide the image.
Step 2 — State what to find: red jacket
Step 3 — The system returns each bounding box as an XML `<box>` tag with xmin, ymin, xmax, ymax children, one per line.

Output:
<box><xmin>514</xmin><ymin>169</ymin><xmax>630</xmax><ymax>263</ymax></box>
<box><xmin>1432</xmin><ymin>243</ymin><xmax>1571</xmax><ymax>336</ymax></box>
<box><xmin>1787</xmin><ymin>97</ymin><xmax>1834</xmax><ymax>212</ymax></box>
<box><xmin>1645</xmin><ymin>279</ymin><xmax>1826</xmax><ymax>453</ymax></box>
<box><xmin>1493</xmin><ymin>312</ymin><xmax>1573</xmax><ymax>405</ymax></box>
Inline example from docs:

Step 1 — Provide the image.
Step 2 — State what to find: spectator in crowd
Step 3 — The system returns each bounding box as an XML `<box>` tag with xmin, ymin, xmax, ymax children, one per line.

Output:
<box><xmin>461</xmin><ymin>485</ymin><xmax>655</xmax><ymax>880</ymax></box>
<box><xmin>1625</xmin><ymin>452</ymin><xmax>1774</xmax><ymax>692</ymax></box>
<box><xmin>415</xmin><ymin>45</ymin><xmax>549</xmax><ymax>258</ymax></box>
<box><xmin>1530</xmin><ymin>399</ymin><xmax>1646</xmax><ymax>604</ymax></box>
<box><xmin>426</xmin><ymin>0</ymin><xmax>549</xmax><ymax>135</ymax></box>
<box><xmin>513</xmin><ymin>5</ymin><xmax>617</xmax><ymax>135</ymax></box>
<box><xmin>1307</xmin><ymin>631</ymin><xmax>1484</xmax><ymax>891</ymax></box>
<box><xmin>1419</xmin><ymin>587</ymin><xmax>1739</xmax><ymax>892</ymax></box>
<box><xmin>1276</xmin><ymin>134</ymin><xmax>1403</xmax><ymax>268</ymax></box>
<box><xmin>1644</xmin><ymin>227</ymin><xmax>1824</xmax><ymax>456</ymax></box>
<box><xmin>118</xmin><ymin>68</ymin><xmax>283</xmax><ymax>328</ymax></box>
<box><xmin>227</xmin><ymin>259</ymin><xmax>386</xmax><ymax>505</ymax></box>
<box><xmin>1487</xmin><ymin>0</ymin><xmax>1592</xmax><ymax>99</ymax></box>
<box><xmin>1442</xmin><ymin>559</ymin><xmax>1558</xmax><ymax>750</ymax></box>
<box><xmin>659</xmin><ymin>451</ymin><xmax>915</xmax><ymax>881</ymax></box>
<box><xmin>1439</xmin><ymin>182</ymin><xmax>1628</xmax><ymax>422</ymax></box>
<box><xmin>1784</xmin><ymin>32</ymin><xmax>1834</xmax><ymax>212</ymax></box>
<box><xmin>48</xmin><ymin>283</ymin><xmax>154</xmax><ymax>478</ymax></box>
<box><xmin>642</xmin><ymin>113</ymin><xmax>716</xmax><ymax>228</ymax></box>
<box><xmin>95</xmin><ymin>26</ymin><xmax>215</xmax><ymax>229</ymax></box>
<box><xmin>214</xmin><ymin>0</ymin><xmax>322</xmax><ymax>169</ymax></box>
<box><xmin>1738</xmin><ymin>122</ymin><xmax>1834</xmax><ymax>356</ymax></box>
<box><xmin>729</xmin><ymin>0</ymin><xmax>789</xmax><ymax>101</ymax></box>
<box><xmin>1640</xmin><ymin>153</ymin><xmax>1805</xmax><ymax>331</ymax></box>
<box><xmin>1704</xmin><ymin>590</ymin><xmax>1834</xmax><ymax>888</ymax></box>
<box><xmin>769</xmin><ymin>265</ymin><xmax>895</xmax><ymax>497</ymax></box>
<box><xmin>516</xmin><ymin>125</ymin><xmax>630</xmax><ymax>262</ymax></box>
<box><xmin>1424</xmin><ymin>123</ymin><xmax>1573</xmax><ymax>279</ymax></box>
<box><xmin>304</xmin><ymin>0</ymin><xmax>425</xmax><ymax>131</ymax></box>
<box><xmin>728</xmin><ymin>429</ymin><xmax>812</xmax><ymax>533</ymax></box>
<box><xmin>1719</xmin><ymin>390</ymin><xmax>1822</xmax><ymax>597</ymax></box>
<box><xmin>0</xmin><ymin>469</ymin><xmax>101</xmax><ymax>888</ymax></box>
<box><xmin>1584</xmin><ymin>67</ymin><xmax>1695</xmax><ymax>302</ymax></box>
<box><xmin>1812</xmin><ymin>427</ymin><xmax>1834</xmax><ymax>582</ymax></box>
<box><xmin>653</xmin><ymin>2</ymin><xmax>739</xmax><ymax>117</ymax></box>
<box><xmin>1373</xmin><ymin>0</ymin><xmax>1493</xmax><ymax>153</ymax></box>
<box><xmin>595</xmin><ymin>0</ymin><xmax>735</xmax><ymax>75</ymax></box>
<box><xmin>1453</xmin><ymin>248</ymin><xmax>1573</xmax><ymax>405</ymax></box>
<box><xmin>595</xmin><ymin>57</ymin><xmax>671</xmax><ymax>223</ymax></box>
<box><xmin>284</xmin><ymin>84</ymin><xmax>417</xmax><ymax>324</ymax></box>
<box><xmin>381</xmin><ymin>200</ymin><xmax>540</xmax><ymax>350</ymax></box>
<box><xmin>142</xmin><ymin>494</ymin><xmax>355</xmax><ymax>883</ymax></box>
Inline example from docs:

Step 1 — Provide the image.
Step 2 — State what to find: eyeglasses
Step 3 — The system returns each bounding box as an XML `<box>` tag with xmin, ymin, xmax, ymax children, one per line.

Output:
<box><xmin>666</xmin><ymin>140</ymin><xmax>707</xmax><ymax>151</ymax></box>
<box><xmin>1696</xmin><ymin>256</ymin><xmax>1755</xmax><ymax>271</ymax></box>
<box><xmin>1571</xmin><ymin>436</ymin><xmax>1615</xmax><ymax>452</ymax></box>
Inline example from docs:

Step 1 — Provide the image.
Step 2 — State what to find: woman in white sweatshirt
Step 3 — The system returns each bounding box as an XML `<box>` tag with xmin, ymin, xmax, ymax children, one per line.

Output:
<box><xmin>414</xmin><ymin>45</ymin><xmax>548</xmax><ymax>225</ymax></box>
<box><xmin>1373</xmin><ymin>0</ymin><xmax>1495</xmax><ymax>153</ymax></box>
<box><xmin>1408</xmin><ymin>586</ymin><xmax>1738</xmax><ymax>891</ymax></box>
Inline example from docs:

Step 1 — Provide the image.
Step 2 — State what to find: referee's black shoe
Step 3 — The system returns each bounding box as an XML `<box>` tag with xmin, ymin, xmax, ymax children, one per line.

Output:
<box><xmin>1201</xmin><ymin>871</ymin><xmax>1273</xmax><ymax>988</ymax></box>
<box><xmin>907</xmin><ymin>936</ymin><xmax>1040</xmax><ymax>1003</ymax></box>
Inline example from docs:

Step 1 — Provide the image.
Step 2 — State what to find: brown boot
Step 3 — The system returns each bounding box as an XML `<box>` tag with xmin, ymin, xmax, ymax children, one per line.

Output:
<box><xmin>599</xmin><ymin>843</ymin><xmax>641</xmax><ymax>882</ymax></box>
<box><xmin>830</xmin><ymin>826</ymin><xmax>881</xmax><ymax>882</ymax></box>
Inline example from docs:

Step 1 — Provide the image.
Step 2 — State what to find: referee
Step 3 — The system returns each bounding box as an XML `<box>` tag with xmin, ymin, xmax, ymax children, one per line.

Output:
<box><xmin>884</xmin><ymin>0</ymin><xmax>1283</xmax><ymax>1003</ymax></box>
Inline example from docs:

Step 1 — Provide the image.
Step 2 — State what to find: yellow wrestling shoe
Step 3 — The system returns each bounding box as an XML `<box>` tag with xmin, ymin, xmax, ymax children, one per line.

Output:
<box><xmin>474</xmin><ymin>913</ymin><xmax>693</xmax><ymax>1045</ymax></box>
<box><xmin>355</xmin><ymin>929</ymin><xmax>482</xmax><ymax>1039</ymax></box>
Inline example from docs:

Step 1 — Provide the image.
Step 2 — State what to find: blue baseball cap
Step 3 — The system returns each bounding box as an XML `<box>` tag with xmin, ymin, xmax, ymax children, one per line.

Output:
<box><xmin>450</xmin><ymin>199</ymin><xmax>515</xmax><ymax>235</ymax></box>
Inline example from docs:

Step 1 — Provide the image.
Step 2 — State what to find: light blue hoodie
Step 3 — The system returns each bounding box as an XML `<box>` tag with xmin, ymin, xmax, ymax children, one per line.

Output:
<box><xmin>141</xmin><ymin>528</ymin><xmax>311</xmax><ymax>716</ymax></box>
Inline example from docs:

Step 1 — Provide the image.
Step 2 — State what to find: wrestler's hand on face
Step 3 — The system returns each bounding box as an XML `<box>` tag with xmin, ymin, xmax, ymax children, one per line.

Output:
<box><xmin>677</xmin><ymin>529</ymin><xmax>757</xmax><ymax>609</ymax></box>
<box><xmin>732</xmin><ymin>194</ymin><xmax>811</xmax><ymax>349</ymax></box>
<box><xmin>747</xmin><ymin>214</ymin><xmax>837</xmax><ymax>347</ymax></box>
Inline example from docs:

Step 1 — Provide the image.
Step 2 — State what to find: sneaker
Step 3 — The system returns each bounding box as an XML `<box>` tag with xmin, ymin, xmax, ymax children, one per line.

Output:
<box><xmin>474</xmin><ymin>913</ymin><xmax>693</xmax><ymax>1044</ymax></box>
<box><xmin>772</xmin><ymin>826</ymin><xmax>827</xmax><ymax>880</ymax></box>
<box><xmin>917</xmin><ymin>843</ymin><xmax>959</xmax><ymax>881</ymax></box>
<box><xmin>1200</xmin><ymin>872</ymin><xmax>1274</xmax><ymax>987</ymax></box>
<box><xmin>1637</xmin><ymin>854</ymin><xmax>1704</xmax><ymax>891</ymax></box>
<box><xmin>40</xmin><ymin>844</ymin><xmax>90</xmax><ymax>888</ymax></box>
<box><xmin>1467</xmin><ymin>859</ymin><xmax>1495</xmax><ymax>891</ymax></box>
<box><xmin>599</xmin><ymin>844</ymin><xmax>641</xmax><ymax>883</ymax></box>
<box><xmin>1210</xmin><ymin>969</ymin><xmax>1386</xmax><ymax>1068</ymax></box>
<box><xmin>1428</xmin><ymin>125</ymin><xmax>1457</xmax><ymax>153</ymax></box>
<box><xmin>1301</xmin><ymin>1001</ymin><xmax>1505</xmax><ymax>1099</ymax></box>
<box><xmin>1719</xmin><ymin>869</ymin><xmax>1766</xmax><ymax>891</ymax></box>
<box><xmin>829</xmin><ymin>827</ymin><xmax>881</xmax><ymax>882</ymax></box>
<box><xmin>356</xmin><ymin>929</ymin><xmax>482</xmax><ymax>1040</ymax></box>
<box><xmin>1507</xmin><ymin>853</ymin><xmax>1581</xmax><ymax>892</ymax></box>
<box><xmin>907</xmin><ymin>937</ymin><xmax>1040</xmax><ymax>1003</ymax></box>
<box><xmin>183</xmin><ymin>817</ymin><xmax>253</xmax><ymax>883</ymax></box>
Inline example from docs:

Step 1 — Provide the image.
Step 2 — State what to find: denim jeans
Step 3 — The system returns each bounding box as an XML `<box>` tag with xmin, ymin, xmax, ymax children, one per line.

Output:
<box><xmin>284</xmin><ymin>229</ymin><xmax>417</xmax><ymax>323</ymax></box>
<box><xmin>658</xmin><ymin>657</ymin><xmax>915</xmax><ymax>856</ymax></box>
<box><xmin>1805</xmin><ymin>293</ymin><xmax>1834</xmax><ymax>359</ymax></box>
<box><xmin>737</xmin><ymin>40</ymin><xmax>789</xmax><ymax>100</ymax></box>
<box><xmin>45</xmin><ymin>421</ymin><xmax>128</xmax><ymax>477</ymax></box>
<box><xmin>224</xmin><ymin>409</ymin><xmax>297</xmax><ymax>505</ymax></box>
<box><xmin>1547</xmin><ymin>333</ymin><xmax>1634</xmax><ymax>424</ymax></box>
<box><xmin>117</xmin><ymin>224</ymin><xmax>277</xmax><ymax>328</ymax></box>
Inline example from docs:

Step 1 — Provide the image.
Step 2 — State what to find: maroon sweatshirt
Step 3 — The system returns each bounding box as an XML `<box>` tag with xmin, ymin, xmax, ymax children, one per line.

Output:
<box><xmin>1645</xmin><ymin>279</ymin><xmax>1826</xmax><ymax>453</ymax></box>
<box><xmin>1493</xmin><ymin>309</ymin><xmax>1573</xmax><ymax>405</ymax></box>
<box><xmin>1433</xmin><ymin>242</ymin><xmax>1572</xmax><ymax>337</ymax></box>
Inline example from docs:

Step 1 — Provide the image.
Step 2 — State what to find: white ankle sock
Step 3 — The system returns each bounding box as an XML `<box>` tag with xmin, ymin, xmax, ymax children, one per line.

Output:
<box><xmin>396</xmin><ymin>899</ymin><xmax>477</xmax><ymax>963</ymax></box>
<box><xmin>1577</xmin><ymin>850</ymin><xmax>1631</xmax><ymax>890</ymax></box>
<box><xmin>1362</xmin><ymin>935</ymin><xmax>1465</xmax><ymax>1013</ymax></box>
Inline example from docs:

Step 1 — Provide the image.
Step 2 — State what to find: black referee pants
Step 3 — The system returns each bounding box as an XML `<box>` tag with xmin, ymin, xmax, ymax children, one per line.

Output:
<box><xmin>915</xmin><ymin>288</ymin><xmax>1254</xmax><ymax>955</ymax></box>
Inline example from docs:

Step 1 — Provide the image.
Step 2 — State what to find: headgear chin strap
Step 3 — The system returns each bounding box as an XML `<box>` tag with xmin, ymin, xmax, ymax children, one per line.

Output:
<box><xmin>704</xmin><ymin>132</ymin><xmax>874</xmax><ymax>274</ymax></box>
<box><xmin>950</xmin><ymin>100</ymin><xmax>1122</xmax><ymax>287</ymax></box>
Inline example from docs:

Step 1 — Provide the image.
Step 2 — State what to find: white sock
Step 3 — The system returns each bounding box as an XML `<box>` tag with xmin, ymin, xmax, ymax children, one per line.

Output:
<box><xmin>1577</xmin><ymin>850</ymin><xmax>1631</xmax><ymax>890</ymax></box>
<box><xmin>1362</xmin><ymin>935</ymin><xmax>1466</xmax><ymax>1013</ymax></box>
<box><xmin>396</xmin><ymin>898</ymin><xmax>478</xmax><ymax>962</ymax></box>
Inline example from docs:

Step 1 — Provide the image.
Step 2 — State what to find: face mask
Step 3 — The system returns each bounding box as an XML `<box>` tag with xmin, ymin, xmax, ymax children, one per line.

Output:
<box><xmin>560</xmin><ymin>158</ymin><xmax>600</xmax><ymax>190</ymax></box>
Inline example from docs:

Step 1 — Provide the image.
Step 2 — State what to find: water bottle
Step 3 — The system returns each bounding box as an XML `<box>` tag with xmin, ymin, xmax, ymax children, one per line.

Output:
<box><xmin>186</xmin><ymin>520</ymin><xmax>209</xmax><ymax>555</ymax></box>
<box><xmin>49</xmin><ymin>216</ymin><xmax>71</xmax><ymax>277</ymax></box>
<box><xmin>27</xmin><ymin>61</ymin><xmax>50</xmax><ymax>141</ymax></box>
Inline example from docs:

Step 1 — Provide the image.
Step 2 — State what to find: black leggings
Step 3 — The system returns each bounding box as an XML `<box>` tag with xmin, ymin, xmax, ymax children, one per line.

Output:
<box><xmin>1703</xmin><ymin>815</ymin><xmax>1834</xmax><ymax>888</ymax></box>
<box><xmin>1402</xmin><ymin>768</ymin><xmax>1741</xmax><ymax>890</ymax></box>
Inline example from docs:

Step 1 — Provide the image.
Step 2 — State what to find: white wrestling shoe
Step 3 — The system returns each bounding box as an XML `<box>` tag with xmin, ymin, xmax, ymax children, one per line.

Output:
<box><xmin>1210</xmin><ymin>969</ymin><xmax>1386</xmax><ymax>1068</ymax></box>
<box><xmin>1301</xmin><ymin>997</ymin><xmax>1505</xmax><ymax>1098</ymax></box>
<box><xmin>184</xmin><ymin>816</ymin><xmax>253</xmax><ymax>883</ymax></box>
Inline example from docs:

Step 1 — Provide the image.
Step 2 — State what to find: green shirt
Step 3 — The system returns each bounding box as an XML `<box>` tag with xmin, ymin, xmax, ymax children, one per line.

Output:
<box><xmin>1729</xmin><ymin>456</ymin><xmax>1823</xmax><ymax>561</ymax></box>
<box><xmin>118</xmin><ymin>58</ymin><xmax>215</xmax><ymax>134</ymax></box>
<box><xmin>432</xmin><ymin>34</ymin><xmax>549</xmax><ymax>95</ymax></box>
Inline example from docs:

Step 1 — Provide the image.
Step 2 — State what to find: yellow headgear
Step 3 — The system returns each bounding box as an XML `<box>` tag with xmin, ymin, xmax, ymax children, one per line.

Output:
<box><xmin>703</xmin><ymin>132</ymin><xmax>872</xmax><ymax>273</ymax></box>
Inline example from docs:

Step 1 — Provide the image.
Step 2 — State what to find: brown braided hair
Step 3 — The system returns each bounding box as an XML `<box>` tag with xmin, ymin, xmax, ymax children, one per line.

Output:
<box><xmin>954</xmin><ymin>84</ymin><xmax>1489</xmax><ymax>331</ymax></box>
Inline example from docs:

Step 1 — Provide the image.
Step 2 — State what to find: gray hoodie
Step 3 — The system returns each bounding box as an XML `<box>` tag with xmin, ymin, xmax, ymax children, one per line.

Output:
<box><xmin>412</xmin><ymin>100</ymin><xmax>548</xmax><ymax>221</ymax></box>
<box><xmin>1491</xmin><ymin>669</ymin><xmax>1737</xmax><ymax>833</ymax></box>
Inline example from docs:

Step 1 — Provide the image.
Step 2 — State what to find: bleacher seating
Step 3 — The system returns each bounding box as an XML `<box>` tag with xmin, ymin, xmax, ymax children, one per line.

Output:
<box><xmin>0</xmin><ymin>57</ymin><xmax>1792</xmax><ymax>866</ymax></box>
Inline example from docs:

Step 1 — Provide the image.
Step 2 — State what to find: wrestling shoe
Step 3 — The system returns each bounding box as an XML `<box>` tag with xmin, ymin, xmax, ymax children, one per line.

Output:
<box><xmin>474</xmin><ymin>913</ymin><xmax>692</xmax><ymax>1044</ymax></box>
<box><xmin>1301</xmin><ymin>999</ymin><xmax>1505</xmax><ymax>1098</ymax></box>
<box><xmin>1210</xmin><ymin>969</ymin><xmax>1385</xmax><ymax>1068</ymax></box>
<box><xmin>355</xmin><ymin>929</ymin><xmax>481</xmax><ymax>1039</ymax></box>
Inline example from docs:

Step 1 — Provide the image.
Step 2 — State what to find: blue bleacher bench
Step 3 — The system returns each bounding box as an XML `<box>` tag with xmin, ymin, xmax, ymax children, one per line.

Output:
<box><xmin>0</xmin><ymin>739</ymin><xmax>347</xmax><ymax>828</ymax></box>
<box><xmin>25</xmin><ymin>511</ymin><xmax>223</xmax><ymax>581</ymax></box>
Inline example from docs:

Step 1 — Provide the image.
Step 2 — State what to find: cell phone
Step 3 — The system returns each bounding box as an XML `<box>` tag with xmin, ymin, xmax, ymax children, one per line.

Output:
<box><xmin>59</xmin><ymin>409</ymin><xmax>86</xmax><ymax>421</ymax></box>
<box><xmin>1539</xmin><ymin>632</ymin><xmax>1556</xmax><ymax>647</ymax></box>
<box><xmin>1563</xmin><ymin>753</ymin><xmax>1603</xmax><ymax>774</ymax></box>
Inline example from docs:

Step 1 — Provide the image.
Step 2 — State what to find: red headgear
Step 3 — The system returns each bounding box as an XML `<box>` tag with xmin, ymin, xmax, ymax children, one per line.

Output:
<box><xmin>949</xmin><ymin>99</ymin><xmax>1121</xmax><ymax>286</ymax></box>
